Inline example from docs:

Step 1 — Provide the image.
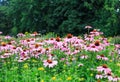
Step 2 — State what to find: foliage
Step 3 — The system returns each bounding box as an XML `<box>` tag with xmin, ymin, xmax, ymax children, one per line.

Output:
<box><xmin>0</xmin><ymin>29</ymin><xmax>120</xmax><ymax>82</ymax></box>
<box><xmin>0</xmin><ymin>0</ymin><xmax>120</xmax><ymax>36</ymax></box>
<box><xmin>111</xmin><ymin>36</ymin><xmax>120</xmax><ymax>44</ymax></box>
<box><xmin>0</xmin><ymin>5</ymin><xmax>12</xmax><ymax>34</ymax></box>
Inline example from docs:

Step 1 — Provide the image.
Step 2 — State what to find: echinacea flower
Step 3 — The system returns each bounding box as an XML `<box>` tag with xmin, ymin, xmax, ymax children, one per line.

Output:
<box><xmin>5</xmin><ymin>36</ymin><xmax>12</xmax><ymax>40</ymax></box>
<box><xmin>1</xmin><ymin>42</ymin><xmax>7</xmax><ymax>46</ymax></box>
<box><xmin>67</xmin><ymin>34</ymin><xmax>73</xmax><ymax>38</ymax></box>
<box><xmin>97</xmin><ymin>65</ymin><xmax>105</xmax><ymax>72</ymax></box>
<box><xmin>84</xmin><ymin>35</ymin><xmax>94</xmax><ymax>41</ymax></box>
<box><xmin>97</xmin><ymin>64</ymin><xmax>111</xmax><ymax>74</ymax></box>
<box><xmin>85</xmin><ymin>44</ymin><xmax>99</xmax><ymax>52</ymax></box>
<box><xmin>95</xmin><ymin>73</ymin><xmax>103</xmax><ymax>79</ymax></box>
<box><xmin>90</xmin><ymin>29</ymin><xmax>102</xmax><ymax>36</ymax></box>
<box><xmin>80</xmin><ymin>55</ymin><xmax>88</xmax><ymax>59</ymax></box>
<box><xmin>113</xmin><ymin>76</ymin><xmax>120</xmax><ymax>82</ymax></box>
<box><xmin>96</xmin><ymin>54</ymin><xmax>108</xmax><ymax>61</ymax></box>
<box><xmin>78</xmin><ymin>63</ymin><xmax>84</xmax><ymax>67</ymax></box>
<box><xmin>17</xmin><ymin>33</ymin><xmax>25</xmax><ymax>37</ymax></box>
<box><xmin>107</xmin><ymin>73</ymin><xmax>113</xmax><ymax>81</ymax></box>
<box><xmin>60</xmin><ymin>58</ymin><xmax>65</xmax><ymax>61</ymax></box>
<box><xmin>85</xmin><ymin>26</ymin><xmax>92</xmax><ymax>29</ymax></box>
<box><xmin>56</xmin><ymin>37</ymin><xmax>61</xmax><ymax>42</ymax></box>
<box><xmin>97</xmin><ymin>80</ymin><xmax>101</xmax><ymax>82</ymax></box>
<box><xmin>94</xmin><ymin>40</ymin><xmax>100</xmax><ymax>46</ymax></box>
<box><xmin>0</xmin><ymin>31</ymin><xmax>2</xmax><ymax>34</ymax></box>
<box><xmin>43</xmin><ymin>59</ymin><xmax>58</xmax><ymax>68</ymax></box>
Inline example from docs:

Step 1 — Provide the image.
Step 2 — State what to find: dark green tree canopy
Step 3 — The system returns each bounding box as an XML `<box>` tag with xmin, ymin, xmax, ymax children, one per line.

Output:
<box><xmin>0</xmin><ymin>0</ymin><xmax>119</xmax><ymax>36</ymax></box>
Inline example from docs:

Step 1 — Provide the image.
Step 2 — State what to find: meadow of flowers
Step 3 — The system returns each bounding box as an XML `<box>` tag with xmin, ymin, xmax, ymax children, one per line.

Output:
<box><xmin>0</xmin><ymin>27</ymin><xmax>120</xmax><ymax>82</ymax></box>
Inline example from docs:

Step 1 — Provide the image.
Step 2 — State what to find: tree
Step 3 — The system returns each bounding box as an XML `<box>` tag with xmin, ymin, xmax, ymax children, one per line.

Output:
<box><xmin>0</xmin><ymin>0</ymin><xmax>119</xmax><ymax>36</ymax></box>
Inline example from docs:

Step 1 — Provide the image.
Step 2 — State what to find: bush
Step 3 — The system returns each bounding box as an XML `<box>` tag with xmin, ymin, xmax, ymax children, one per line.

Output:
<box><xmin>111</xmin><ymin>36</ymin><xmax>120</xmax><ymax>44</ymax></box>
<box><xmin>0</xmin><ymin>0</ymin><xmax>119</xmax><ymax>36</ymax></box>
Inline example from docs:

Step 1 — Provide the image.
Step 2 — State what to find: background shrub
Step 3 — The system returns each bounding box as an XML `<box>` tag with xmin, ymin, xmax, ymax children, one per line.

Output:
<box><xmin>0</xmin><ymin>0</ymin><xmax>120</xmax><ymax>36</ymax></box>
<box><xmin>111</xmin><ymin>36</ymin><xmax>120</xmax><ymax>44</ymax></box>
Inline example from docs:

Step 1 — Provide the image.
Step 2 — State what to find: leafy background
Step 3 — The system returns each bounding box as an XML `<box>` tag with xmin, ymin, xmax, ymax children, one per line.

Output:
<box><xmin>0</xmin><ymin>0</ymin><xmax>120</xmax><ymax>36</ymax></box>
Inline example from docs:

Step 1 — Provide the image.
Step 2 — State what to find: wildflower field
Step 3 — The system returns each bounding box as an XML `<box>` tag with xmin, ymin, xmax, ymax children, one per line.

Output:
<box><xmin>0</xmin><ymin>29</ymin><xmax>120</xmax><ymax>82</ymax></box>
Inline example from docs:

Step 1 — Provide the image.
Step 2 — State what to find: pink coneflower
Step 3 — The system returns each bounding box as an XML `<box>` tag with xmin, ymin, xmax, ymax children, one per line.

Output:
<box><xmin>18</xmin><ymin>57</ymin><xmax>28</xmax><ymax>62</ymax></box>
<box><xmin>45</xmin><ymin>38</ymin><xmax>55</xmax><ymax>44</ymax></box>
<box><xmin>0</xmin><ymin>31</ymin><xmax>2</xmax><ymax>34</ymax></box>
<box><xmin>0</xmin><ymin>42</ymin><xmax>9</xmax><ymax>51</ymax></box>
<box><xmin>118</xmin><ymin>49</ymin><xmax>120</xmax><ymax>55</ymax></box>
<box><xmin>94</xmin><ymin>40</ymin><xmax>100</xmax><ymax>46</ymax></box>
<box><xmin>78</xmin><ymin>63</ymin><xmax>84</xmax><ymax>67</ymax></box>
<box><xmin>60</xmin><ymin>46</ymin><xmax>69</xmax><ymax>52</ymax></box>
<box><xmin>20</xmin><ymin>52</ymin><xmax>28</xmax><ymax>59</ymax></box>
<box><xmin>103</xmin><ymin>40</ymin><xmax>110</xmax><ymax>46</ymax></box>
<box><xmin>0</xmin><ymin>52</ymin><xmax>12</xmax><ymax>58</ymax></box>
<box><xmin>86</xmin><ymin>45</ymin><xmax>99</xmax><ymax>52</ymax></box>
<box><xmin>84</xmin><ymin>35</ymin><xmax>94</xmax><ymax>41</ymax></box>
<box><xmin>18</xmin><ymin>52</ymin><xmax>29</xmax><ymax>62</ymax></box>
<box><xmin>17</xmin><ymin>33</ymin><xmax>25</xmax><ymax>37</ymax></box>
<box><xmin>85</xmin><ymin>42</ymin><xmax>104</xmax><ymax>52</ymax></box>
<box><xmin>34</xmin><ymin>44</ymin><xmax>40</xmax><ymax>49</ymax></box>
<box><xmin>97</xmin><ymin>64</ymin><xmax>111</xmax><ymax>74</ymax></box>
<box><xmin>113</xmin><ymin>76</ymin><xmax>120</xmax><ymax>82</ymax></box>
<box><xmin>60</xmin><ymin>58</ymin><xmax>65</xmax><ymax>61</ymax></box>
<box><xmin>16</xmin><ymin>47</ymin><xmax>23</xmax><ymax>52</ymax></box>
<box><xmin>102</xmin><ymin>57</ymin><xmax>108</xmax><ymax>61</ymax></box>
<box><xmin>43</xmin><ymin>59</ymin><xmax>58</xmax><ymax>68</ymax></box>
<box><xmin>107</xmin><ymin>73</ymin><xmax>113</xmax><ymax>81</ymax></box>
<box><xmin>67</xmin><ymin>34</ymin><xmax>73</xmax><ymax>38</ymax></box>
<box><xmin>97</xmin><ymin>65</ymin><xmax>104</xmax><ymax>72</ymax></box>
<box><xmin>95</xmin><ymin>73</ymin><xmax>103</xmax><ymax>79</ymax></box>
<box><xmin>5</xmin><ymin>36</ymin><xmax>12</xmax><ymax>40</ymax></box>
<box><xmin>90</xmin><ymin>29</ymin><xmax>102</xmax><ymax>36</ymax></box>
<box><xmin>30</xmin><ymin>32</ymin><xmax>39</xmax><ymax>36</ymax></box>
<box><xmin>96</xmin><ymin>54</ymin><xmax>108</xmax><ymax>61</ymax></box>
<box><xmin>45</xmin><ymin>48</ymin><xmax>52</xmax><ymax>54</ymax></box>
<box><xmin>65</xmin><ymin>50</ymin><xmax>71</xmax><ymax>55</ymax></box>
<box><xmin>56</xmin><ymin>37</ymin><xmax>61</xmax><ymax>42</ymax></box>
<box><xmin>48</xmin><ymin>54</ymin><xmax>55</xmax><ymax>58</ymax></box>
<box><xmin>71</xmin><ymin>49</ymin><xmax>80</xmax><ymax>55</ymax></box>
<box><xmin>115</xmin><ymin>44</ymin><xmax>120</xmax><ymax>49</ymax></box>
<box><xmin>115</xmin><ymin>44</ymin><xmax>120</xmax><ymax>55</ymax></box>
<box><xmin>37</xmin><ymin>48</ymin><xmax>45</xmax><ymax>54</ymax></box>
<box><xmin>33</xmin><ymin>32</ymin><xmax>38</xmax><ymax>35</ymax></box>
<box><xmin>85</xmin><ymin>26</ymin><xmax>92</xmax><ymax>29</ymax></box>
<box><xmin>1</xmin><ymin>42</ymin><xmax>7</xmax><ymax>46</ymax></box>
<box><xmin>80</xmin><ymin>55</ymin><xmax>88</xmax><ymax>59</ymax></box>
<box><xmin>7</xmin><ymin>42</ymin><xmax>12</xmax><ymax>45</ymax></box>
<box><xmin>0</xmin><ymin>55</ymin><xmax>9</xmax><ymax>58</ymax></box>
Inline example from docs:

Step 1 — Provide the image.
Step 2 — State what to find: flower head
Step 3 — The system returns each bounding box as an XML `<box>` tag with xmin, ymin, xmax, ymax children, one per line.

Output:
<box><xmin>96</xmin><ymin>72</ymin><xmax>103</xmax><ymax>79</ymax></box>
<box><xmin>94</xmin><ymin>40</ymin><xmax>100</xmax><ymax>46</ymax></box>
<box><xmin>52</xmin><ymin>76</ymin><xmax>56</xmax><ymax>80</ymax></box>
<box><xmin>56</xmin><ymin>37</ymin><xmax>61</xmax><ymax>42</ymax></box>
<box><xmin>0</xmin><ymin>31</ymin><xmax>2</xmax><ymax>34</ymax></box>
<box><xmin>67</xmin><ymin>76</ymin><xmax>72</xmax><ymax>80</ymax></box>
<box><xmin>43</xmin><ymin>58</ymin><xmax>58</xmax><ymax>68</ymax></box>
<box><xmin>85</xmin><ymin>26</ymin><xmax>92</xmax><ymax>29</ymax></box>
<box><xmin>38</xmin><ymin>67</ymin><xmax>45</xmax><ymax>71</ymax></box>
<box><xmin>67</xmin><ymin>34</ymin><xmax>73</xmax><ymax>38</ymax></box>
